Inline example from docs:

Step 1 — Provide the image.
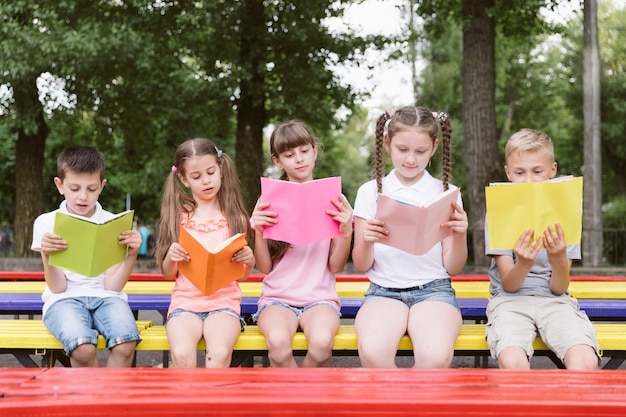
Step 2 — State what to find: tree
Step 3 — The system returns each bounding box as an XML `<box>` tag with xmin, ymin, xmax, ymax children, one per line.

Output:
<box><xmin>415</xmin><ymin>0</ymin><xmax>569</xmax><ymax>265</ymax></box>
<box><xmin>582</xmin><ymin>0</ymin><xmax>602</xmax><ymax>266</ymax></box>
<box><xmin>1</xmin><ymin>1</ymin><xmax>373</xmax><ymax>253</ymax></box>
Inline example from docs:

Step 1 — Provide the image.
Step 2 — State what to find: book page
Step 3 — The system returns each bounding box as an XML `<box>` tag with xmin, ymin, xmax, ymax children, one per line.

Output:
<box><xmin>376</xmin><ymin>188</ymin><xmax>460</xmax><ymax>255</ymax></box>
<box><xmin>178</xmin><ymin>227</ymin><xmax>247</xmax><ymax>296</ymax></box>
<box><xmin>485</xmin><ymin>176</ymin><xmax>582</xmax><ymax>250</ymax></box>
<box><xmin>49</xmin><ymin>210</ymin><xmax>134</xmax><ymax>277</ymax></box>
<box><xmin>260</xmin><ymin>176</ymin><xmax>342</xmax><ymax>245</ymax></box>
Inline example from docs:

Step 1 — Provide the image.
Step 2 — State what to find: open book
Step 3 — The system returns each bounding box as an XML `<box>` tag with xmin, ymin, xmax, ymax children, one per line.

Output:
<box><xmin>48</xmin><ymin>210</ymin><xmax>134</xmax><ymax>277</ymax></box>
<box><xmin>374</xmin><ymin>187</ymin><xmax>460</xmax><ymax>255</ymax></box>
<box><xmin>485</xmin><ymin>176</ymin><xmax>582</xmax><ymax>250</ymax></box>
<box><xmin>260</xmin><ymin>176</ymin><xmax>342</xmax><ymax>245</ymax></box>
<box><xmin>178</xmin><ymin>227</ymin><xmax>247</xmax><ymax>296</ymax></box>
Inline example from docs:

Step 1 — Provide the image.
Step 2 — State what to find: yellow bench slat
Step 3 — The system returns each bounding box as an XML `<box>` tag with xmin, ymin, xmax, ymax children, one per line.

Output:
<box><xmin>3</xmin><ymin>281</ymin><xmax>626</xmax><ymax>299</ymax></box>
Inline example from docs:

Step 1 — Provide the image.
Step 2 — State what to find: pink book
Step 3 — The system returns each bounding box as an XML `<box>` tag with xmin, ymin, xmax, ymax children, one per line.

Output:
<box><xmin>375</xmin><ymin>187</ymin><xmax>460</xmax><ymax>255</ymax></box>
<box><xmin>260</xmin><ymin>176</ymin><xmax>342</xmax><ymax>245</ymax></box>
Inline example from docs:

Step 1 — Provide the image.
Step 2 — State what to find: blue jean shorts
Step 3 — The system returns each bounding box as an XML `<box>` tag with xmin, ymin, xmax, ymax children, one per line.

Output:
<box><xmin>364</xmin><ymin>279</ymin><xmax>460</xmax><ymax>312</ymax></box>
<box><xmin>43</xmin><ymin>296</ymin><xmax>142</xmax><ymax>356</ymax></box>
<box><xmin>167</xmin><ymin>308</ymin><xmax>246</xmax><ymax>332</ymax></box>
<box><xmin>253</xmin><ymin>300</ymin><xmax>341</xmax><ymax>323</ymax></box>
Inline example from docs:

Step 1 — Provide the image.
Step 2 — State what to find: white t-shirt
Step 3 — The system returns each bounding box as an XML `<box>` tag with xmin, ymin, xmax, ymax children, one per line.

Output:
<box><xmin>353</xmin><ymin>170</ymin><xmax>462</xmax><ymax>289</ymax></box>
<box><xmin>31</xmin><ymin>201</ymin><xmax>128</xmax><ymax>316</ymax></box>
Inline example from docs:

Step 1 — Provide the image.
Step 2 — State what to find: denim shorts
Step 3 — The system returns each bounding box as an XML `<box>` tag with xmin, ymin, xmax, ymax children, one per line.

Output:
<box><xmin>253</xmin><ymin>300</ymin><xmax>341</xmax><ymax>323</ymax></box>
<box><xmin>167</xmin><ymin>308</ymin><xmax>246</xmax><ymax>332</ymax></box>
<box><xmin>43</xmin><ymin>296</ymin><xmax>142</xmax><ymax>356</ymax></box>
<box><xmin>364</xmin><ymin>279</ymin><xmax>460</xmax><ymax>312</ymax></box>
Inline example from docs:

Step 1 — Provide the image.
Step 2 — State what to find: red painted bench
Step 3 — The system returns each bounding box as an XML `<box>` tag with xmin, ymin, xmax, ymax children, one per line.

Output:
<box><xmin>2</xmin><ymin>368</ymin><xmax>626</xmax><ymax>416</ymax></box>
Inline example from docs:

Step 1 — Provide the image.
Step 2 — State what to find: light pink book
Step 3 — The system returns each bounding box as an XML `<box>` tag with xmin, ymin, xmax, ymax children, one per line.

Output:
<box><xmin>260</xmin><ymin>176</ymin><xmax>342</xmax><ymax>245</ymax></box>
<box><xmin>375</xmin><ymin>187</ymin><xmax>460</xmax><ymax>255</ymax></box>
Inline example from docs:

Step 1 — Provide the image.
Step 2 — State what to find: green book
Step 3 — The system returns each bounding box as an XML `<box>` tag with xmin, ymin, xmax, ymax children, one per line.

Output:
<box><xmin>48</xmin><ymin>210</ymin><xmax>134</xmax><ymax>277</ymax></box>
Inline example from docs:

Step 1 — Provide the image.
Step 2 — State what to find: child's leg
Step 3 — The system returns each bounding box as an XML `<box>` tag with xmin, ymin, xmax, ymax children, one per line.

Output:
<box><xmin>355</xmin><ymin>297</ymin><xmax>409</xmax><ymax>368</ymax></box>
<box><xmin>563</xmin><ymin>345</ymin><xmax>599</xmax><ymax>370</ymax></box>
<box><xmin>43</xmin><ymin>298</ymin><xmax>100</xmax><ymax>367</ymax></box>
<box><xmin>202</xmin><ymin>311</ymin><xmax>242</xmax><ymax>368</ymax></box>
<box><xmin>257</xmin><ymin>305</ymin><xmax>299</xmax><ymax>367</ymax></box>
<box><xmin>166</xmin><ymin>312</ymin><xmax>204</xmax><ymax>368</ymax></box>
<box><xmin>496</xmin><ymin>347</ymin><xmax>531</xmax><ymax>370</ymax></box>
<box><xmin>299</xmin><ymin>304</ymin><xmax>340</xmax><ymax>367</ymax></box>
<box><xmin>486</xmin><ymin>297</ymin><xmax>537</xmax><ymax>370</ymax></box>
<box><xmin>92</xmin><ymin>297</ymin><xmax>141</xmax><ymax>368</ymax></box>
<box><xmin>407</xmin><ymin>301</ymin><xmax>462</xmax><ymax>368</ymax></box>
<box><xmin>537</xmin><ymin>297</ymin><xmax>600</xmax><ymax>370</ymax></box>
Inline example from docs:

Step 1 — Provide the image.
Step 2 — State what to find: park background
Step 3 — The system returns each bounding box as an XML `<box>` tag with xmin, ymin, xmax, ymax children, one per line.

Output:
<box><xmin>1</xmin><ymin>0</ymin><xmax>625</xmax><ymax>269</ymax></box>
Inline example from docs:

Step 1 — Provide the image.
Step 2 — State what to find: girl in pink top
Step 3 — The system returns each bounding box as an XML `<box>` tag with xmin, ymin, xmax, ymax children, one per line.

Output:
<box><xmin>252</xmin><ymin>120</ymin><xmax>353</xmax><ymax>367</ymax></box>
<box><xmin>154</xmin><ymin>138</ymin><xmax>255</xmax><ymax>368</ymax></box>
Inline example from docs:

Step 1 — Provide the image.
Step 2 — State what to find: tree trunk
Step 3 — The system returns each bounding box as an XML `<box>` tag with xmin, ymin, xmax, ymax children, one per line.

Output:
<box><xmin>12</xmin><ymin>78</ymin><xmax>49</xmax><ymax>256</ymax></box>
<box><xmin>462</xmin><ymin>0</ymin><xmax>503</xmax><ymax>267</ymax></box>
<box><xmin>236</xmin><ymin>0</ymin><xmax>267</xmax><ymax>212</ymax></box>
<box><xmin>582</xmin><ymin>0</ymin><xmax>603</xmax><ymax>266</ymax></box>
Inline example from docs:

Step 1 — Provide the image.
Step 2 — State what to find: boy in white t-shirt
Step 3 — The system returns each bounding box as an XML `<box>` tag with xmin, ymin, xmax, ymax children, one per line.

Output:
<box><xmin>31</xmin><ymin>145</ymin><xmax>142</xmax><ymax>367</ymax></box>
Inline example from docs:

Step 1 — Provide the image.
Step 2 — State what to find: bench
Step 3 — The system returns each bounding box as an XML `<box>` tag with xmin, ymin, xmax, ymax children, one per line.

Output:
<box><xmin>4</xmin><ymin>293</ymin><xmax>626</xmax><ymax>322</ymax></box>
<box><xmin>2</xmin><ymin>320</ymin><xmax>626</xmax><ymax>369</ymax></box>
<box><xmin>0</xmin><ymin>320</ymin><xmax>153</xmax><ymax>367</ymax></box>
<box><xmin>4</xmin><ymin>367</ymin><xmax>626</xmax><ymax>416</ymax></box>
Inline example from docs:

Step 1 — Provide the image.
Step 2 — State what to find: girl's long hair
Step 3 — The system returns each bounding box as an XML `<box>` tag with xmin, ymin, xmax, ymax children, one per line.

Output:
<box><xmin>155</xmin><ymin>138</ymin><xmax>250</xmax><ymax>268</ymax></box>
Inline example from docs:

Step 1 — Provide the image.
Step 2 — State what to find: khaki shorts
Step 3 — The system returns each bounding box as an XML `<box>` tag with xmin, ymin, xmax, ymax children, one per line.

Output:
<box><xmin>485</xmin><ymin>295</ymin><xmax>600</xmax><ymax>361</ymax></box>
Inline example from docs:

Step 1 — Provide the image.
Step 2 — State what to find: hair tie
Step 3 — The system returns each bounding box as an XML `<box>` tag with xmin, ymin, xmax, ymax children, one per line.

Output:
<box><xmin>215</xmin><ymin>146</ymin><xmax>223</xmax><ymax>159</ymax></box>
<box><xmin>383</xmin><ymin>118</ymin><xmax>392</xmax><ymax>136</ymax></box>
<box><xmin>171</xmin><ymin>165</ymin><xmax>177</xmax><ymax>173</ymax></box>
<box><xmin>432</xmin><ymin>111</ymin><xmax>438</xmax><ymax>120</ymax></box>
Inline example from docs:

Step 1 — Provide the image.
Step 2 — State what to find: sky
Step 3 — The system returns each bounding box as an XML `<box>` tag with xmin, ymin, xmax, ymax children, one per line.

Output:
<box><xmin>330</xmin><ymin>0</ymin><xmax>626</xmax><ymax>114</ymax></box>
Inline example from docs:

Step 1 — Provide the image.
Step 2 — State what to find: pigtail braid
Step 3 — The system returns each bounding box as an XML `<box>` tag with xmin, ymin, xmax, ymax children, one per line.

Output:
<box><xmin>374</xmin><ymin>112</ymin><xmax>392</xmax><ymax>193</ymax></box>
<box><xmin>438</xmin><ymin>112</ymin><xmax>452</xmax><ymax>191</ymax></box>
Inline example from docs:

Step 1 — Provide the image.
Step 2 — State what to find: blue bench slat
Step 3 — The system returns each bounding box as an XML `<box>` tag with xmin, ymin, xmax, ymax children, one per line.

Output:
<box><xmin>3</xmin><ymin>293</ymin><xmax>626</xmax><ymax>320</ymax></box>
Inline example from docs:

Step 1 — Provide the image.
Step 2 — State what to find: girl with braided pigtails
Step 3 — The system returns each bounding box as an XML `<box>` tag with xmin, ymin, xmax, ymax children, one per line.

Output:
<box><xmin>352</xmin><ymin>106</ymin><xmax>468</xmax><ymax>368</ymax></box>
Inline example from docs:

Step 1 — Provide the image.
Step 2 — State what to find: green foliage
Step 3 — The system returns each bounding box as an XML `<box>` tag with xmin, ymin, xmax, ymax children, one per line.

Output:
<box><xmin>603</xmin><ymin>195</ymin><xmax>626</xmax><ymax>229</ymax></box>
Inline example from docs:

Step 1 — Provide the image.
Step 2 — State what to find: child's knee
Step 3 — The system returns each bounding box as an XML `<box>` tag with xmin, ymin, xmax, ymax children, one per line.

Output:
<box><xmin>70</xmin><ymin>344</ymin><xmax>98</xmax><ymax>365</ymax></box>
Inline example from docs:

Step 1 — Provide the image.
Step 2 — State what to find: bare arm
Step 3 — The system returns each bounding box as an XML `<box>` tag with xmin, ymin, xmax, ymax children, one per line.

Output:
<box><xmin>38</xmin><ymin>232</ymin><xmax>68</xmax><ymax>293</ymax></box>
<box><xmin>440</xmin><ymin>202</ymin><xmax>469</xmax><ymax>276</ymax></box>
<box><xmin>326</xmin><ymin>195</ymin><xmax>353</xmax><ymax>273</ymax></box>
<box><xmin>351</xmin><ymin>216</ymin><xmax>388</xmax><ymax>273</ymax></box>
<box><xmin>104</xmin><ymin>229</ymin><xmax>142</xmax><ymax>292</ymax></box>
<box><xmin>495</xmin><ymin>229</ymin><xmax>542</xmax><ymax>293</ymax></box>
<box><xmin>543</xmin><ymin>223</ymin><xmax>571</xmax><ymax>296</ymax></box>
<box><xmin>251</xmin><ymin>202</ymin><xmax>276</xmax><ymax>274</ymax></box>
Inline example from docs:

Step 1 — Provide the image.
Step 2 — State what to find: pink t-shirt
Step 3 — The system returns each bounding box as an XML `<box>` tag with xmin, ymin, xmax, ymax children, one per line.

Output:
<box><xmin>167</xmin><ymin>212</ymin><xmax>242</xmax><ymax>317</ymax></box>
<box><xmin>258</xmin><ymin>239</ymin><xmax>340</xmax><ymax>310</ymax></box>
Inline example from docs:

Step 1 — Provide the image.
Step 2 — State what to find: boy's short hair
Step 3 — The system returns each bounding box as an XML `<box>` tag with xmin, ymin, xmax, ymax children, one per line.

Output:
<box><xmin>505</xmin><ymin>128</ymin><xmax>555</xmax><ymax>162</ymax></box>
<box><xmin>57</xmin><ymin>145</ymin><xmax>106</xmax><ymax>181</ymax></box>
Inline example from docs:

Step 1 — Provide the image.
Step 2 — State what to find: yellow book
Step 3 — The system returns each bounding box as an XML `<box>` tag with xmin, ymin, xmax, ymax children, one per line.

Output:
<box><xmin>178</xmin><ymin>227</ymin><xmax>247</xmax><ymax>296</ymax></box>
<box><xmin>485</xmin><ymin>176</ymin><xmax>582</xmax><ymax>250</ymax></box>
<box><xmin>49</xmin><ymin>210</ymin><xmax>134</xmax><ymax>277</ymax></box>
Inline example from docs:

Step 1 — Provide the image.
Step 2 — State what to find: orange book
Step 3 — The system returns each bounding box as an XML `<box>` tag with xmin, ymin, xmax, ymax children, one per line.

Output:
<box><xmin>178</xmin><ymin>227</ymin><xmax>247</xmax><ymax>296</ymax></box>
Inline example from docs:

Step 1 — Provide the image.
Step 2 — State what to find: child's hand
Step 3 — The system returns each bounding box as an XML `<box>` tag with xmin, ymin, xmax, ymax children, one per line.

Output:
<box><xmin>327</xmin><ymin>194</ymin><xmax>354</xmax><ymax>237</ymax></box>
<box><xmin>232</xmin><ymin>245</ymin><xmax>255</xmax><ymax>268</ymax></box>
<box><xmin>361</xmin><ymin>218</ymin><xmax>388</xmax><ymax>243</ymax></box>
<box><xmin>543</xmin><ymin>223</ymin><xmax>567</xmax><ymax>261</ymax></box>
<box><xmin>167</xmin><ymin>242</ymin><xmax>190</xmax><ymax>263</ymax></box>
<box><xmin>442</xmin><ymin>202</ymin><xmax>468</xmax><ymax>235</ymax></box>
<box><xmin>40</xmin><ymin>232</ymin><xmax>66</xmax><ymax>254</ymax></box>
<box><xmin>251</xmin><ymin>202</ymin><xmax>277</xmax><ymax>235</ymax></box>
<box><xmin>513</xmin><ymin>229</ymin><xmax>543</xmax><ymax>266</ymax></box>
<box><xmin>119</xmin><ymin>230</ymin><xmax>142</xmax><ymax>256</ymax></box>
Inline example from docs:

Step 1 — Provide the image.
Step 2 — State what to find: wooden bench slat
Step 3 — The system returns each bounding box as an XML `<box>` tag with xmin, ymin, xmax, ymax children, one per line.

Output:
<box><xmin>5</xmin><ymin>280</ymin><xmax>626</xmax><ymax>299</ymax></box>
<box><xmin>4</xmin><ymin>367</ymin><xmax>626</xmax><ymax>416</ymax></box>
